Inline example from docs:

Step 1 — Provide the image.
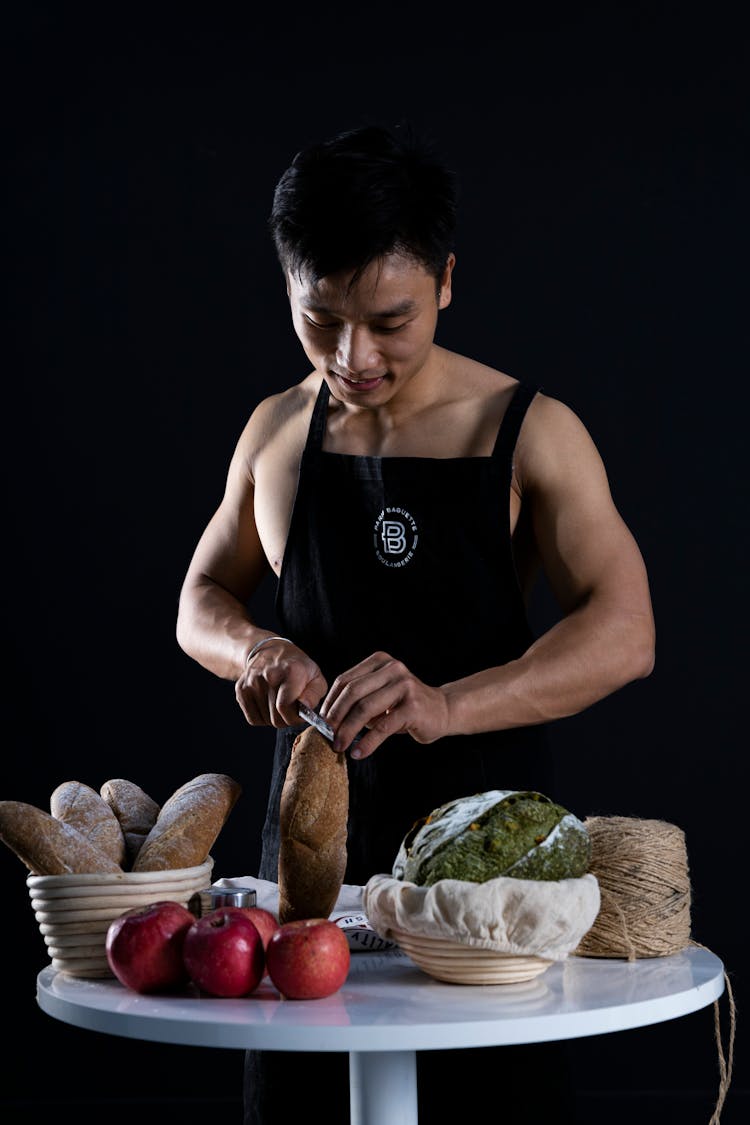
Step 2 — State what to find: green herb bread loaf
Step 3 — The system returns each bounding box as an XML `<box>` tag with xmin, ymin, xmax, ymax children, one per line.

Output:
<box><xmin>393</xmin><ymin>790</ymin><xmax>591</xmax><ymax>886</ymax></box>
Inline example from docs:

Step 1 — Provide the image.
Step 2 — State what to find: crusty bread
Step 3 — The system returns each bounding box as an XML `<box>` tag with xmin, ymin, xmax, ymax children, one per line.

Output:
<box><xmin>100</xmin><ymin>778</ymin><xmax>160</xmax><ymax>834</ymax></box>
<box><xmin>278</xmin><ymin>726</ymin><xmax>349</xmax><ymax>923</ymax></box>
<box><xmin>100</xmin><ymin>778</ymin><xmax>160</xmax><ymax>865</ymax></box>
<box><xmin>50</xmin><ymin>780</ymin><xmax>126</xmax><ymax>867</ymax></box>
<box><xmin>0</xmin><ymin>800</ymin><xmax>123</xmax><ymax>875</ymax></box>
<box><xmin>132</xmin><ymin>773</ymin><xmax>242</xmax><ymax>872</ymax></box>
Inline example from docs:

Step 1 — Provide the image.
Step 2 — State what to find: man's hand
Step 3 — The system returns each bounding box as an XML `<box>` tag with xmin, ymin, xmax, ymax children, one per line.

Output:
<box><xmin>235</xmin><ymin>638</ymin><xmax>328</xmax><ymax>729</ymax></box>
<box><xmin>320</xmin><ymin>651</ymin><xmax>450</xmax><ymax>759</ymax></box>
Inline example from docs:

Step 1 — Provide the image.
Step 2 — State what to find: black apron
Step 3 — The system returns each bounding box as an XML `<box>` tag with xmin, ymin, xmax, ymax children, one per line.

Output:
<box><xmin>259</xmin><ymin>378</ymin><xmax>556</xmax><ymax>887</ymax></box>
<box><xmin>246</xmin><ymin>378</ymin><xmax>575</xmax><ymax>1125</ymax></box>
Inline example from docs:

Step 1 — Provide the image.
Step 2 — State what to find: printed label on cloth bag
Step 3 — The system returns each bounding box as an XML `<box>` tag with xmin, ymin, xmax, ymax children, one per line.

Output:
<box><xmin>332</xmin><ymin>912</ymin><xmax>397</xmax><ymax>951</ymax></box>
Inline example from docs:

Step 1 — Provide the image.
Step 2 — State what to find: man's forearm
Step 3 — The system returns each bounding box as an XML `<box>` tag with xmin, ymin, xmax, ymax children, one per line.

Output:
<box><xmin>176</xmin><ymin>584</ymin><xmax>274</xmax><ymax>681</ymax></box>
<box><xmin>442</xmin><ymin>599</ymin><xmax>655</xmax><ymax>735</ymax></box>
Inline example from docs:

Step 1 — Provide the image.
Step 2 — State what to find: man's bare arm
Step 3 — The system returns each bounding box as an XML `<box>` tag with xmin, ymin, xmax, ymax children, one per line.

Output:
<box><xmin>176</xmin><ymin>393</ymin><xmax>328</xmax><ymax>720</ymax></box>
<box><xmin>442</xmin><ymin>393</ymin><xmax>655</xmax><ymax>732</ymax></box>
<box><xmin>176</xmin><ymin>428</ymin><xmax>272</xmax><ymax>681</ymax></box>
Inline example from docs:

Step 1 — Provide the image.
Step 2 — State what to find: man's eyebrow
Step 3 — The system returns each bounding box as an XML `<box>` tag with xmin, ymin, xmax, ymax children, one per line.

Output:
<box><xmin>301</xmin><ymin>298</ymin><xmax>418</xmax><ymax>318</ymax></box>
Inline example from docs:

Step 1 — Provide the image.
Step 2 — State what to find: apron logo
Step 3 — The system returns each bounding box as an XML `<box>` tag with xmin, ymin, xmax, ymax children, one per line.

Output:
<box><xmin>373</xmin><ymin>507</ymin><xmax>418</xmax><ymax>568</ymax></box>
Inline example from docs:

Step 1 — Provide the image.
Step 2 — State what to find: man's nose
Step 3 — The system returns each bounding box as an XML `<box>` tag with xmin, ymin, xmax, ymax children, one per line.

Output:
<box><xmin>336</xmin><ymin>325</ymin><xmax>380</xmax><ymax>373</ymax></box>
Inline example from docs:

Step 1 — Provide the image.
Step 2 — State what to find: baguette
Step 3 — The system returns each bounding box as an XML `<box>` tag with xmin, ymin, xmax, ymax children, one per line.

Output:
<box><xmin>0</xmin><ymin>800</ymin><xmax>123</xmax><ymax>875</ymax></box>
<box><xmin>278</xmin><ymin>726</ymin><xmax>349</xmax><ymax>923</ymax></box>
<box><xmin>50</xmin><ymin>780</ymin><xmax>126</xmax><ymax>867</ymax></box>
<box><xmin>132</xmin><ymin>773</ymin><xmax>242</xmax><ymax>872</ymax></box>
<box><xmin>100</xmin><ymin>778</ymin><xmax>160</xmax><ymax>865</ymax></box>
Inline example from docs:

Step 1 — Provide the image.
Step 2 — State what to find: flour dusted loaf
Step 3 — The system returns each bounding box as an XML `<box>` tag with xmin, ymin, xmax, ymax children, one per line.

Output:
<box><xmin>0</xmin><ymin>800</ymin><xmax>123</xmax><ymax>875</ymax></box>
<box><xmin>393</xmin><ymin>790</ymin><xmax>591</xmax><ymax>886</ymax></box>
<box><xmin>50</xmin><ymin>780</ymin><xmax>126</xmax><ymax>867</ymax></box>
<box><xmin>278</xmin><ymin>725</ymin><xmax>349</xmax><ymax>923</ymax></box>
<box><xmin>132</xmin><ymin>773</ymin><xmax>242</xmax><ymax>872</ymax></box>
<box><xmin>100</xmin><ymin>778</ymin><xmax>160</xmax><ymax>864</ymax></box>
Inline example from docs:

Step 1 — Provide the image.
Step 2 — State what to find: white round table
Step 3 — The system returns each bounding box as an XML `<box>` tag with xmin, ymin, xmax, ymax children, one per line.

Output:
<box><xmin>37</xmin><ymin>946</ymin><xmax>724</xmax><ymax>1125</ymax></box>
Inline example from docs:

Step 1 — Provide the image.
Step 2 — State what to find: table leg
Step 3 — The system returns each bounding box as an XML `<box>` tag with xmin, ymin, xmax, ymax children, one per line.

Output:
<box><xmin>349</xmin><ymin>1050</ymin><xmax>418</xmax><ymax>1125</ymax></box>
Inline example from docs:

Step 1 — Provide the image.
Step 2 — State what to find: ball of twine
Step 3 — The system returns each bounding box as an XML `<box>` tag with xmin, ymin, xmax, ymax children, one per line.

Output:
<box><xmin>575</xmin><ymin>815</ymin><xmax>692</xmax><ymax>959</ymax></box>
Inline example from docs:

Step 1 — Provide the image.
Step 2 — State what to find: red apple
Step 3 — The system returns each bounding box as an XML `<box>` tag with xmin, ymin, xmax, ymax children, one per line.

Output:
<box><xmin>182</xmin><ymin>907</ymin><xmax>264</xmax><ymax>997</ymax></box>
<box><xmin>265</xmin><ymin>918</ymin><xmax>350</xmax><ymax>1000</ymax></box>
<box><xmin>105</xmin><ymin>899</ymin><xmax>195</xmax><ymax>994</ymax></box>
<box><xmin>224</xmin><ymin>906</ymin><xmax>280</xmax><ymax>977</ymax></box>
<box><xmin>234</xmin><ymin>905</ymin><xmax>279</xmax><ymax>949</ymax></box>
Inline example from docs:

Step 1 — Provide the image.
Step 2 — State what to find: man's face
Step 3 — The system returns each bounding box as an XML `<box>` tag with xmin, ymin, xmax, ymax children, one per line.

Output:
<box><xmin>286</xmin><ymin>252</ymin><xmax>454</xmax><ymax>407</ymax></box>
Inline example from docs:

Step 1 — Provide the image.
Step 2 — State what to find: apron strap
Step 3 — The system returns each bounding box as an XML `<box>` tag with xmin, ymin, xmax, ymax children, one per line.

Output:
<box><xmin>491</xmin><ymin>381</ymin><xmax>540</xmax><ymax>466</ymax></box>
<box><xmin>303</xmin><ymin>380</ymin><xmax>331</xmax><ymax>456</ymax></box>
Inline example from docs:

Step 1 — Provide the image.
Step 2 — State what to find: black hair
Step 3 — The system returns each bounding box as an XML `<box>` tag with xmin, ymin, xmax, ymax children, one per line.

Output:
<box><xmin>268</xmin><ymin>122</ymin><xmax>458</xmax><ymax>288</ymax></box>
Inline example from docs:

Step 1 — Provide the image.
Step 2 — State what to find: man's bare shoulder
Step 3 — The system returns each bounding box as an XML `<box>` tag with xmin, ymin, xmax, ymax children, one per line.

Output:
<box><xmin>246</xmin><ymin>374</ymin><xmax>320</xmax><ymax>439</ymax></box>
<box><xmin>517</xmin><ymin>390</ymin><xmax>609</xmax><ymax>493</ymax></box>
<box><xmin>524</xmin><ymin>389</ymin><xmax>585</xmax><ymax>433</ymax></box>
<box><xmin>237</xmin><ymin>373</ymin><xmax>322</xmax><ymax>474</ymax></box>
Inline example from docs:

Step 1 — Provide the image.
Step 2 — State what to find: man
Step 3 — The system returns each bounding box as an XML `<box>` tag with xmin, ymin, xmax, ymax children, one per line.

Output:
<box><xmin>176</xmin><ymin>123</ymin><xmax>655</xmax><ymax>1123</ymax></box>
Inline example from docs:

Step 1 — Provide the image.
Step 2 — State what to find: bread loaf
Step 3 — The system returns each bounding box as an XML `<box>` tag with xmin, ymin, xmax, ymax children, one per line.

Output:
<box><xmin>132</xmin><ymin>773</ymin><xmax>242</xmax><ymax>872</ymax></box>
<box><xmin>50</xmin><ymin>780</ymin><xmax>126</xmax><ymax>867</ymax></box>
<box><xmin>100</xmin><ymin>778</ymin><xmax>160</xmax><ymax>864</ymax></box>
<box><xmin>0</xmin><ymin>800</ymin><xmax>123</xmax><ymax>875</ymax></box>
<box><xmin>392</xmin><ymin>790</ymin><xmax>591</xmax><ymax>886</ymax></box>
<box><xmin>278</xmin><ymin>726</ymin><xmax>348</xmax><ymax>923</ymax></box>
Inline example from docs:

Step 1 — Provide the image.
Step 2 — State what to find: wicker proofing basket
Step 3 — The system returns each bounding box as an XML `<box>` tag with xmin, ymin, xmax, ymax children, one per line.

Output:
<box><xmin>390</xmin><ymin>928</ymin><xmax>552</xmax><ymax>984</ymax></box>
<box><xmin>27</xmin><ymin>858</ymin><xmax>214</xmax><ymax>978</ymax></box>
<box><xmin>364</xmin><ymin>871</ymin><xmax>601</xmax><ymax>986</ymax></box>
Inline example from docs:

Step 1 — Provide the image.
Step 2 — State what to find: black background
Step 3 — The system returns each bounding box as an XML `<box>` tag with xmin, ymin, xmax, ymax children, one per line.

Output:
<box><xmin>3</xmin><ymin>3</ymin><xmax>747</xmax><ymax>1121</ymax></box>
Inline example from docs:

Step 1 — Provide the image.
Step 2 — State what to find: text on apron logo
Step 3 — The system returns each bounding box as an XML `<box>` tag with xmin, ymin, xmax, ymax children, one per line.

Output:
<box><xmin>373</xmin><ymin>507</ymin><xmax>419</xmax><ymax>568</ymax></box>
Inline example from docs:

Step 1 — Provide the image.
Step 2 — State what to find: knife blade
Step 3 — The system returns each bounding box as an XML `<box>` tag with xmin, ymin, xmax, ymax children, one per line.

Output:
<box><xmin>297</xmin><ymin>702</ymin><xmax>335</xmax><ymax>742</ymax></box>
<box><xmin>297</xmin><ymin>702</ymin><xmax>363</xmax><ymax>747</ymax></box>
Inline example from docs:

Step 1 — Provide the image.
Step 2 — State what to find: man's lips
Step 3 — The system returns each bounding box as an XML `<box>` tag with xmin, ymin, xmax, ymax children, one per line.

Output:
<box><xmin>334</xmin><ymin>372</ymin><xmax>386</xmax><ymax>392</ymax></box>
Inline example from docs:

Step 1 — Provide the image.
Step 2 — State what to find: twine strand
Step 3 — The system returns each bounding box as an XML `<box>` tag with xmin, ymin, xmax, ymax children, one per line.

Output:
<box><xmin>574</xmin><ymin>816</ymin><xmax>735</xmax><ymax>1122</ymax></box>
<box><xmin>689</xmin><ymin>942</ymin><xmax>737</xmax><ymax>1125</ymax></box>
